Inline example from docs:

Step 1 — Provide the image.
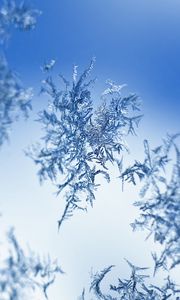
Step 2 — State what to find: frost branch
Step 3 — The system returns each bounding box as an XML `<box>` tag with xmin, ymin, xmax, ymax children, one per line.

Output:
<box><xmin>0</xmin><ymin>228</ymin><xmax>63</xmax><ymax>299</ymax></box>
<box><xmin>84</xmin><ymin>260</ymin><xmax>180</xmax><ymax>300</ymax></box>
<box><xmin>0</xmin><ymin>57</ymin><xmax>33</xmax><ymax>146</ymax></box>
<box><xmin>121</xmin><ymin>133</ymin><xmax>180</xmax><ymax>272</ymax></box>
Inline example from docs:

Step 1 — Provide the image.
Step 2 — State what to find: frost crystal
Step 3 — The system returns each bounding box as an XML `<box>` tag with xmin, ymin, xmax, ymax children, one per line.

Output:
<box><xmin>82</xmin><ymin>261</ymin><xmax>180</xmax><ymax>300</ymax></box>
<box><xmin>0</xmin><ymin>228</ymin><xmax>63</xmax><ymax>299</ymax></box>
<box><xmin>29</xmin><ymin>59</ymin><xmax>142</xmax><ymax>228</ymax></box>
<box><xmin>121</xmin><ymin>133</ymin><xmax>180</xmax><ymax>272</ymax></box>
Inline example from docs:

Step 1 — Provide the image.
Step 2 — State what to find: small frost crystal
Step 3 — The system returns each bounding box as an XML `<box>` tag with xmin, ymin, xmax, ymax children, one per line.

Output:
<box><xmin>41</xmin><ymin>59</ymin><xmax>56</xmax><ymax>73</ymax></box>
<box><xmin>102</xmin><ymin>80</ymin><xmax>127</xmax><ymax>96</ymax></box>
<box><xmin>81</xmin><ymin>260</ymin><xmax>180</xmax><ymax>300</ymax></box>
<box><xmin>28</xmin><ymin>59</ymin><xmax>142</xmax><ymax>229</ymax></box>
<box><xmin>0</xmin><ymin>228</ymin><xmax>63</xmax><ymax>299</ymax></box>
<box><xmin>121</xmin><ymin>133</ymin><xmax>180</xmax><ymax>272</ymax></box>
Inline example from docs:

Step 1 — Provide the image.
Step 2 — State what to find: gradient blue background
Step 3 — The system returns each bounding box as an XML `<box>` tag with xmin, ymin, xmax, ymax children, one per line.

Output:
<box><xmin>0</xmin><ymin>0</ymin><xmax>180</xmax><ymax>299</ymax></box>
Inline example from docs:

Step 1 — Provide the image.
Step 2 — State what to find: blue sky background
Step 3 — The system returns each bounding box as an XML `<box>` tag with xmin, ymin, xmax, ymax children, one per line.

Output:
<box><xmin>0</xmin><ymin>0</ymin><xmax>180</xmax><ymax>299</ymax></box>
<box><xmin>6</xmin><ymin>0</ymin><xmax>180</xmax><ymax>129</ymax></box>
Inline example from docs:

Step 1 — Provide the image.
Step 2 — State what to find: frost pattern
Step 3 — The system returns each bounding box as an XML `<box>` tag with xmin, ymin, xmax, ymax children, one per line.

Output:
<box><xmin>28</xmin><ymin>59</ymin><xmax>142</xmax><ymax>228</ymax></box>
<box><xmin>81</xmin><ymin>261</ymin><xmax>180</xmax><ymax>300</ymax></box>
<box><xmin>121</xmin><ymin>133</ymin><xmax>180</xmax><ymax>273</ymax></box>
<box><xmin>0</xmin><ymin>228</ymin><xmax>63</xmax><ymax>299</ymax></box>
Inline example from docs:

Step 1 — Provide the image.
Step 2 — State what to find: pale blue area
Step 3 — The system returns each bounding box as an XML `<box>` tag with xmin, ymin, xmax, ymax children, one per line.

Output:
<box><xmin>1</xmin><ymin>0</ymin><xmax>180</xmax><ymax>299</ymax></box>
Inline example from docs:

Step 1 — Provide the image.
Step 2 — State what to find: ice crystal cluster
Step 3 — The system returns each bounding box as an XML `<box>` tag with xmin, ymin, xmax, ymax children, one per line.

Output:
<box><xmin>82</xmin><ymin>260</ymin><xmax>180</xmax><ymax>300</ymax></box>
<box><xmin>0</xmin><ymin>0</ymin><xmax>40</xmax><ymax>146</ymax></box>
<box><xmin>0</xmin><ymin>228</ymin><xmax>62</xmax><ymax>300</ymax></box>
<box><xmin>29</xmin><ymin>59</ymin><xmax>142</xmax><ymax>228</ymax></box>
<box><xmin>121</xmin><ymin>133</ymin><xmax>180</xmax><ymax>273</ymax></box>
